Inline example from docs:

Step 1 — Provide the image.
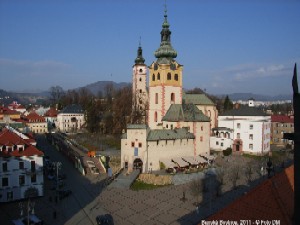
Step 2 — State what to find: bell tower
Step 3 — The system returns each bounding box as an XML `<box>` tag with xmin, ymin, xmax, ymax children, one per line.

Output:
<box><xmin>148</xmin><ymin>5</ymin><xmax>183</xmax><ymax>129</ymax></box>
<box><xmin>132</xmin><ymin>40</ymin><xmax>148</xmax><ymax>124</ymax></box>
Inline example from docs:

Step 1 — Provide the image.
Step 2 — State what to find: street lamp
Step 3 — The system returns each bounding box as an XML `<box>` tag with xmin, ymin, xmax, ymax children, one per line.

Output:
<box><xmin>52</xmin><ymin>161</ymin><xmax>62</xmax><ymax>202</ymax></box>
<box><xmin>19</xmin><ymin>199</ymin><xmax>35</xmax><ymax>225</ymax></box>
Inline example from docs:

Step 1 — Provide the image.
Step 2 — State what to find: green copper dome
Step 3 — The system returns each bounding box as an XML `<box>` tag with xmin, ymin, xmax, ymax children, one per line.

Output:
<box><xmin>135</xmin><ymin>45</ymin><xmax>145</xmax><ymax>65</ymax></box>
<box><xmin>154</xmin><ymin>10</ymin><xmax>177</xmax><ymax>64</ymax></box>
<box><xmin>154</xmin><ymin>8</ymin><xmax>177</xmax><ymax>64</ymax></box>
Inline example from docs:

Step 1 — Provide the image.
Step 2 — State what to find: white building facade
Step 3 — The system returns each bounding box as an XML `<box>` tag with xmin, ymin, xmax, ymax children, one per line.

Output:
<box><xmin>0</xmin><ymin>128</ymin><xmax>44</xmax><ymax>202</ymax></box>
<box><xmin>214</xmin><ymin>101</ymin><xmax>271</xmax><ymax>155</ymax></box>
<box><xmin>57</xmin><ymin>104</ymin><xmax>85</xmax><ymax>133</ymax></box>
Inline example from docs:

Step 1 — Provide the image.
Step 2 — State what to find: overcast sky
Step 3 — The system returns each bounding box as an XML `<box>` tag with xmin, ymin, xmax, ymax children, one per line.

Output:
<box><xmin>0</xmin><ymin>0</ymin><xmax>299</xmax><ymax>96</ymax></box>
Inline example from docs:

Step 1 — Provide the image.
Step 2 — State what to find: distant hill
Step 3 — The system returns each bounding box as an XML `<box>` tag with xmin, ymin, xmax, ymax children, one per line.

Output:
<box><xmin>76</xmin><ymin>81</ymin><xmax>131</xmax><ymax>96</ymax></box>
<box><xmin>217</xmin><ymin>93</ymin><xmax>292</xmax><ymax>101</ymax></box>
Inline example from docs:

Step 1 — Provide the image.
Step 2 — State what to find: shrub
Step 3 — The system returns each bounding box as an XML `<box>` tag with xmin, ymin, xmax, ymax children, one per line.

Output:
<box><xmin>223</xmin><ymin>147</ymin><xmax>232</xmax><ymax>156</ymax></box>
<box><xmin>160</xmin><ymin>162</ymin><xmax>166</xmax><ymax>170</ymax></box>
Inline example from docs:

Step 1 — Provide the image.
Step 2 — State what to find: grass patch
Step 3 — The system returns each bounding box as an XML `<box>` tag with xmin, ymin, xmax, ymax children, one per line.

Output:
<box><xmin>130</xmin><ymin>180</ymin><xmax>168</xmax><ymax>191</ymax></box>
<box><xmin>242</xmin><ymin>153</ymin><xmax>268</xmax><ymax>160</ymax></box>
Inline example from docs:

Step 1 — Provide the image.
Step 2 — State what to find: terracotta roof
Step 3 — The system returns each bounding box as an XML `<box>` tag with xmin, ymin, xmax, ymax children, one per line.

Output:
<box><xmin>24</xmin><ymin>111</ymin><xmax>45</xmax><ymax>122</ymax></box>
<box><xmin>271</xmin><ymin>115</ymin><xmax>294</xmax><ymax>123</ymax></box>
<box><xmin>0</xmin><ymin>106</ymin><xmax>20</xmax><ymax>115</ymax></box>
<box><xmin>44</xmin><ymin>107</ymin><xmax>58</xmax><ymax>117</ymax></box>
<box><xmin>0</xmin><ymin>128</ymin><xmax>43</xmax><ymax>157</ymax></box>
<box><xmin>206</xmin><ymin>165</ymin><xmax>294</xmax><ymax>225</ymax></box>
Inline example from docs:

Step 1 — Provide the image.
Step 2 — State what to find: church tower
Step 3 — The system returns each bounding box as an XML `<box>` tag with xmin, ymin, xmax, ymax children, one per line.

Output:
<box><xmin>132</xmin><ymin>42</ymin><xmax>148</xmax><ymax>124</ymax></box>
<box><xmin>148</xmin><ymin>6</ymin><xmax>183</xmax><ymax>129</ymax></box>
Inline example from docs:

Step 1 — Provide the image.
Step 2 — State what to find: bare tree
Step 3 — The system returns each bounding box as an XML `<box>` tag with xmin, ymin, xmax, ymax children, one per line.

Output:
<box><xmin>245</xmin><ymin>163</ymin><xmax>253</xmax><ymax>185</ymax></box>
<box><xmin>189</xmin><ymin>178</ymin><xmax>204</xmax><ymax>205</ymax></box>
<box><xmin>49</xmin><ymin>86</ymin><xmax>65</xmax><ymax>106</ymax></box>
<box><xmin>215</xmin><ymin>167</ymin><xmax>225</xmax><ymax>196</ymax></box>
<box><xmin>229</xmin><ymin>166</ymin><xmax>240</xmax><ymax>189</ymax></box>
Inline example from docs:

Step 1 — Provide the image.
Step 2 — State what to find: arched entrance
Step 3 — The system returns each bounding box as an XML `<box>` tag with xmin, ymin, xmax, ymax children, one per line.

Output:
<box><xmin>233</xmin><ymin>139</ymin><xmax>243</xmax><ymax>152</ymax></box>
<box><xmin>133</xmin><ymin>158</ymin><xmax>143</xmax><ymax>170</ymax></box>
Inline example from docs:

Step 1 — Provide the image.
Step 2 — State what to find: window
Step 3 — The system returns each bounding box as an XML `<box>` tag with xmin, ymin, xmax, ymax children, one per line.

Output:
<box><xmin>216</xmin><ymin>141</ymin><xmax>219</xmax><ymax>145</ymax></box>
<box><xmin>171</xmin><ymin>93</ymin><xmax>175</xmax><ymax>103</ymax></box>
<box><xmin>155</xmin><ymin>93</ymin><xmax>158</xmax><ymax>104</ymax></box>
<box><xmin>171</xmin><ymin>124</ymin><xmax>173</xmax><ymax>130</ymax></box>
<box><xmin>154</xmin><ymin>111</ymin><xmax>158</xmax><ymax>122</ymax></box>
<box><xmin>249</xmin><ymin>134</ymin><xmax>253</xmax><ymax>140</ymax></box>
<box><xmin>167</xmin><ymin>73</ymin><xmax>171</xmax><ymax>80</ymax></box>
<box><xmin>139</xmin><ymin>69</ymin><xmax>143</xmax><ymax>73</ymax></box>
<box><xmin>138</xmin><ymin>143</ymin><xmax>142</xmax><ymax>148</ymax></box>
<box><xmin>201</xmin><ymin>126</ymin><xmax>203</xmax><ymax>131</ymax></box>
<box><xmin>2</xmin><ymin>177</ymin><xmax>8</xmax><ymax>187</ymax></box>
<box><xmin>249</xmin><ymin>144</ymin><xmax>253</xmax><ymax>150</ymax></box>
<box><xmin>221</xmin><ymin>143</ymin><xmax>224</xmax><ymax>147</ymax></box>
<box><xmin>19</xmin><ymin>161</ymin><xmax>24</xmax><ymax>170</ymax></box>
<box><xmin>157</xmin><ymin>73</ymin><xmax>160</xmax><ymax>80</ymax></box>
<box><xmin>152</xmin><ymin>74</ymin><xmax>155</xmax><ymax>81</ymax></box>
<box><xmin>200</xmin><ymin>136</ymin><xmax>203</xmax><ymax>142</ymax></box>
<box><xmin>237</xmin><ymin>123</ymin><xmax>241</xmax><ymax>129</ymax></box>
<box><xmin>2</xmin><ymin>162</ymin><xmax>7</xmax><ymax>172</ymax></box>
<box><xmin>19</xmin><ymin>175</ymin><xmax>25</xmax><ymax>186</ymax></box>
<box><xmin>131</xmin><ymin>142</ymin><xmax>135</xmax><ymax>147</ymax></box>
<box><xmin>174</xmin><ymin>74</ymin><xmax>178</xmax><ymax>81</ymax></box>
<box><xmin>139</xmin><ymin>89</ymin><xmax>142</xmax><ymax>93</ymax></box>
<box><xmin>237</xmin><ymin>133</ymin><xmax>240</xmax><ymax>139</ymax></box>
<box><xmin>31</xmin><ymin>174</ymin><xmax>37</xmax><ymax>183</ymax></box>
<box><xmin>7</xmin><ymin>191</ymin><xmax>13</xmax><ymax>201</ymax></box>
<box><xmin>31</xmin><ymin>161</ymin><xmax>36</xmax><ymax>172</ymax></box>
<box><xmin>139</xmin><ymin>78</ymin><xmax>142</xmax><ymax>82</ymax></box>
<box><xmin>249</xmin><ymin>124</ymin><xmax>253</xmax><ymax>130</ymax></box>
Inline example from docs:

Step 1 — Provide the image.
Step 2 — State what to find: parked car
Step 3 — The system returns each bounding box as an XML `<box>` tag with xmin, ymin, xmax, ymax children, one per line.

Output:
<box><xmin>96</xmin><ymin>214</ymin><xmax>114</xmax><ymax>225</ymax></box>
<box><xmin>58</xmin><ymin>189</ymin><xmax>72</xmax><ymax>200</ymax></box>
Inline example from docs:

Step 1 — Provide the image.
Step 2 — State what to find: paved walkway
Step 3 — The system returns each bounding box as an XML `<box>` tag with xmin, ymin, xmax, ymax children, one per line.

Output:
<box><xmin>109</xmin><ymin>170</ymin><xmax>140</xmax><ymax>189</ymax></box>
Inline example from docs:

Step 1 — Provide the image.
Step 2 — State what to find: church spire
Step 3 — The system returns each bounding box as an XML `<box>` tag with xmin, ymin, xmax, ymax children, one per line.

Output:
<box><xmin>135</xmin><ymin>37</ymin><xmax>145</xmax><ymax>65</ymax></box>
<box><xmin>154</xmin><ymin>2</ymin><xmax>177</xmax><ymax>64</ymax></box>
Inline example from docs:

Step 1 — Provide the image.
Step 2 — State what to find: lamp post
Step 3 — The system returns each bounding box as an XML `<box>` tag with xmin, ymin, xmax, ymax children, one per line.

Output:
<box><xmin>52</xmin><ymin>161</ymin><xmax>62</xmax><ymax>202</ymax></box>
<box><xmin>19</xmin><ymin>198</ymin><xmax>35</xmax><ymax>225</ymax></box>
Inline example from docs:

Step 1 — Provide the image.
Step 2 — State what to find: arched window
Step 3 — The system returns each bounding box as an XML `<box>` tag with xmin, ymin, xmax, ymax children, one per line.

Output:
<box><xmin>139</xmin><ymin>89</ymin><xmax>142</xmax><ymax>93</ymax></box>
<box><xmin>171</xmin><ymin>93</ymin><xmax>175</xmax><ymax>103</ymax></box>
<box><xmin>174</xmin><ymin>74</ymin><xmax>178</xmax><ymax>81</ymax></box>
<box><xmin>152</xmin><ymin>74</ymin><xmax>155</xmax><ymax>81</ymax></box>
<box><xmin>157</xmin><ymin>73</ymin><xmax>160</xmax><ymax>80</ymax></box>
<box><xmin>167</xmin><ymin>73</ymin><xmax>171</xmax><ymax>80</ymax></box>
<box><xmin>139</xmin><ymin>78</ymin><xmax>142</xmax><ymax>82</ymax></box>
<box><xmin>139</xmin><ymin>69</ymin><xmax>143</xmax><ymax>73</ymax></box>
<box><xmin>208</xmin><ymin>110</ymin><xmax>211</xmax><ymax>118</ymax></box>
<box><xmin>155</xmin><ymin>93</ymin><xmax>158</xmax><ymax>104</ymax></box>
<box><xmin>154</xmin><ymin>111</ymin><xmax>158</xmax><ymax>122</ymax></box>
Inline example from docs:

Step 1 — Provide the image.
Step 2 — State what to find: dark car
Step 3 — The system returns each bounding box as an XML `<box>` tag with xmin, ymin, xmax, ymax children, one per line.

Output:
<box><xmin>96</xmin><ymin>214</ymin><xmax>114</xmax><ymax>225</ymax></box>
<box><xmin>58</xmin><ymin>189</ymin><xmax>72</xmax><ymax>200</ymax></box>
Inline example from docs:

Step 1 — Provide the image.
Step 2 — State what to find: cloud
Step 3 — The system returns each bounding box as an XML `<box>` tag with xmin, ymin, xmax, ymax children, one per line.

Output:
<box><xmin>225</xmin><ymin>63</ymin><xmax>289</xmax><ymax>81</ymax></box>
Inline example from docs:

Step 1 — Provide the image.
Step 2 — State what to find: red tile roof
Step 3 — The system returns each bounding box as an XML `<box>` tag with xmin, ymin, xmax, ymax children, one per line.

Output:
<box><xmin>271</xmin><ymin>115</ymin><xmax>294</xmax><ymax>123</ymax></box>
<box><xmin>44</xmin><ymin>107</ymin><xmax>58</xmax><ymax>117</ymax></box>
<box><xmin>0</xmin><ymin>106</ymin><xmax>20</xmax><ymax>115</ymax></box>
<box><xmin>206</xmin><ymin>165</ymin><xmax>294</xmax><ymax>225</ymax></box>
<box><xmin>0</xmin><ymin>128</ymin><xmax>43</xmax><ymax>157</ymax></box>
<box><xmin>23</xmin><ymin>111</ymin><xmax>45</xmax><ymax>122</ymax></box>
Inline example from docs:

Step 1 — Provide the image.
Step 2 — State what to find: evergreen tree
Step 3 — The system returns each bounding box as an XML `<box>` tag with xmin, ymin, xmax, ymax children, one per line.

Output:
<box><xmin>223</xmin><ymin>95</ymin><xmax>233</xmax><ymax>111</ymax></box>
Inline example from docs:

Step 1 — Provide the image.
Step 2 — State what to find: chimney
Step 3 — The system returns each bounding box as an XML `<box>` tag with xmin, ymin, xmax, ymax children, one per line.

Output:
<box><xmin>234</xmin><ymin>103</ymin><xmax>240</xmax><ymax>109</ymax></box>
